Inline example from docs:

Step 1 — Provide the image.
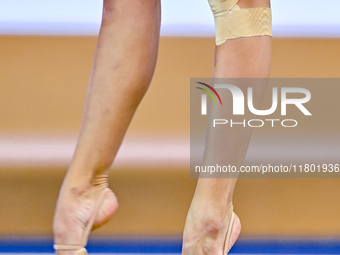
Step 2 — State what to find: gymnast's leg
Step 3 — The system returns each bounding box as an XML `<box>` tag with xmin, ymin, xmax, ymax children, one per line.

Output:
<box><xmin>182</xmin><ymin>0</ymin><xmax>272</xmax><ymax>254</ymax></box>
<box><xmin>53</xmin><ymin>0</ymin><xmax>161</xmax><ymax>254</ymax></box>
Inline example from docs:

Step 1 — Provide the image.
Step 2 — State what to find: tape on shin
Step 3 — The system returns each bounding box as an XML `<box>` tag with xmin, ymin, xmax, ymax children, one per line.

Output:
<box><xmin>208</xmin><ymin>0</ymin><xmax>272</xmax><ymax>45</ymax></box>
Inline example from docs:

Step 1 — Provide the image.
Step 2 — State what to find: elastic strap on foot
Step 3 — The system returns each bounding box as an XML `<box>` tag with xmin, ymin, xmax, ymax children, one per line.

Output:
<box><xmin>223</xmin><ymin>205</ymin><xmax>236</xmax><ymax>254</ymax></box>
<box><xmin>53</xmin><ymin>244</ymin><xmax>84</xmax><ymax>250</ymax></box>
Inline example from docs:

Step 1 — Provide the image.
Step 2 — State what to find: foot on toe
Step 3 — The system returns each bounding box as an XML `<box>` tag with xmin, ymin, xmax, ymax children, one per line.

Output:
<box><xmin>53</xmin><ymin>185</ymin><xmax>118</xmax><ymax>255</ymax></box>
<box><xmin>182</xmin><ymin>205</ymin><xmax>241</xmax><ymax>255</ymax></box>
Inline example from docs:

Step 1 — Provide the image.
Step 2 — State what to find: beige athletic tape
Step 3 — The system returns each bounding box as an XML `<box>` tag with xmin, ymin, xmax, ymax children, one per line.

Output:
<box><xmin>208</xmin><ymin>0</ymin><xmax>272</xmax><ymax>45</ymax></box>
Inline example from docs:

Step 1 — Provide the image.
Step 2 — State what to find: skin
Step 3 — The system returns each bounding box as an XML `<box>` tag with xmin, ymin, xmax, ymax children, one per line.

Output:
<box><xmin>182</xmin><ymin>0</ymin><xmax>272</xmax><ymax>254</ymax></box>
<box><xmin>53</xmin><ymin>0</ymin><xmax>271</xmax><ymax>254</ymax></box>
<box><xmin>53</xmin><ymin>0</ymin><xmax>161</xmax><ymax>254</ymax></box>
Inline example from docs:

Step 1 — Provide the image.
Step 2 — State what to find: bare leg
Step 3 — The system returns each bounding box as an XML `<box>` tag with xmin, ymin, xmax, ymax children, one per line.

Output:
<box><xmin>182</xmin><ymin>0</ymin><xmax>271</xmax><ymax>254</ymax></box>
<box><xmin>53</xmin><ymin>0</ymin><xmax>161</xmax><ymax>254</ymax></box>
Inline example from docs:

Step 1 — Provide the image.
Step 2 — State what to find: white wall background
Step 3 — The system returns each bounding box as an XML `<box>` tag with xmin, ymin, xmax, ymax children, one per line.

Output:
<box><xmin>0</xmin><ymin>0</ymin><xmax>339</xmax><ymax>37</ymax></box>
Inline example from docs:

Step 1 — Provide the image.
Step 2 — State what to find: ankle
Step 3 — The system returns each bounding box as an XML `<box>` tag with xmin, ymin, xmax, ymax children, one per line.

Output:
<box><xmin>191</xmin><ymin>193</ymin><xmax>233</xmax><ymax>216</ymax></box>
<box><xmin>195</xmin><ymin>179</ymin><xmax>235</xmax><ymax>210</ymax></box>
<box><xmin>187</xmin><ymin>202</ymin><xmax>234</xmax><ymax>234</ymax></box>
<box><xmin>63</xmin><ymin>166</ymin><xmax>109</xmax><ymax>191</ymax></box>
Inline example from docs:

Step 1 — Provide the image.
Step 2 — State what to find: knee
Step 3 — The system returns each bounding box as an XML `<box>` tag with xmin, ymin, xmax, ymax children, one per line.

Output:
<box><xmin>101</xmin><ymin>0</ymin><xmax>160</xmax><ymax>26</ymax></box>
<box><xmin>101</xmin><ymin>0</ymin><xmax>116</xmax><ymax>26</ymax></box>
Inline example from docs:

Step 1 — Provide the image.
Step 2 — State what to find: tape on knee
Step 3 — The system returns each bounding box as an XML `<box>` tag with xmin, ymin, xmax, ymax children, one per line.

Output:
<box><xmin>208</xmin><ymin>0</ymin><xmax>272</xmax><ymax>45</ymax></box>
